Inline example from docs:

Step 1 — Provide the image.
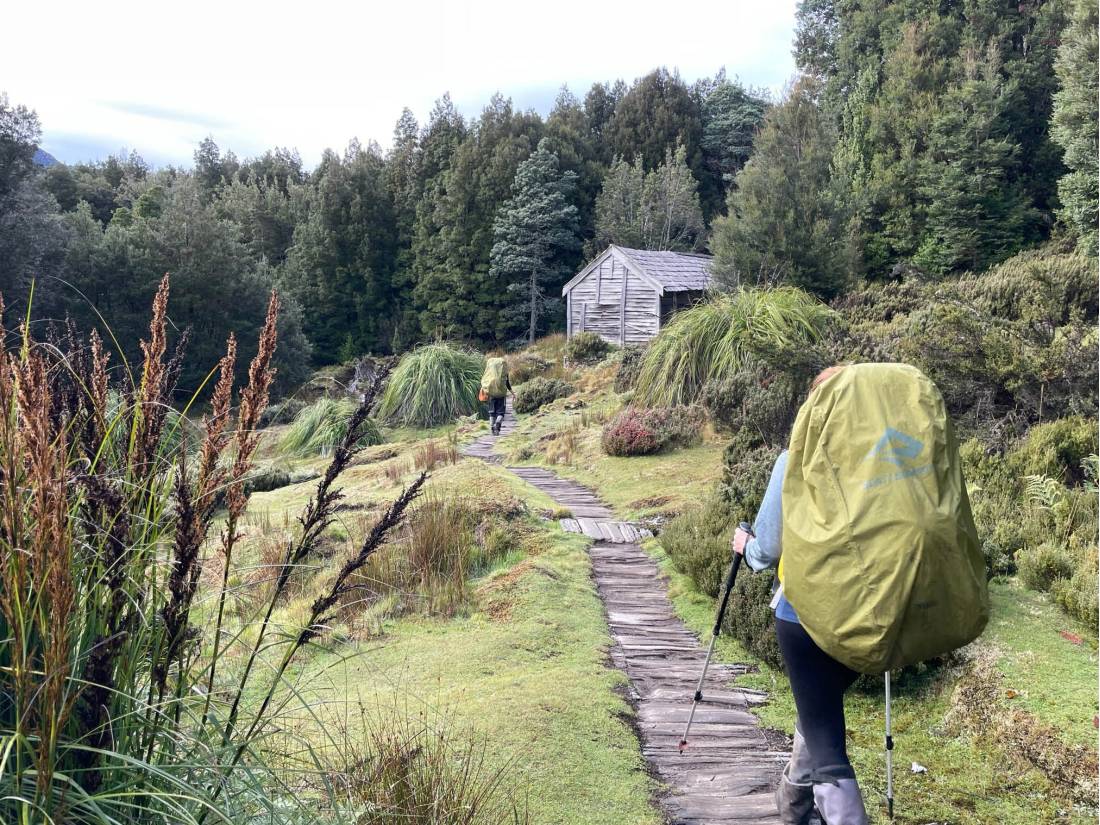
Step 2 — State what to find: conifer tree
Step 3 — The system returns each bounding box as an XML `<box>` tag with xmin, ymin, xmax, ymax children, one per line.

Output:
<box><xmin>698</xmin><ymin>78</ymin><xmax>770</xmax><ymax>195</ymax></box>
<box><xmin>412</xmin><ymin>95</ymin><xmax>543</xmax><ymax>343</ymax></box>
<box><xmin>1051</xmin><ymin>0</ymin><xmax>1099</xmax><ymax>255</ymax></box>
<box><xmin>592</xmin><ymin>156</ymin><xmax>645</xmax><ymax>251</ymax></box>
<box><xmin>914</xmin><ymin>50</ymin><xmax>1038</xmax><ymax>275</ymax></box>
<box><xmin>544</xmin><ymin>87</ymin><xmax>604</xmax><ymax>252</ymax></box>
<box><xmin>710</xmin><ymin>79</ymin><xmax>852</xmax><ymax>297</ymax></box>
<box><xmin>593</xmin><ymin>144</ymin><xmax>704</xmax><ymax>252</ymax></box>
<box><xmin>489</xmin><ymin>139</ymin><xmax>580</xmax><ymax>343</ymax></box>
<box><xmin>281</xmin><ymin>141</ymin><xmax>397</xmax><ymax>361</ymax></box>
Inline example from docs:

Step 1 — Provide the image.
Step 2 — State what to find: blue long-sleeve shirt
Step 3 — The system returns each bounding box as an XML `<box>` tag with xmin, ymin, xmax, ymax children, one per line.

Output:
<box><xmin>743</xmin><ymin>450</ymin><xmax>800</xmax><ymax>624</ymax></box>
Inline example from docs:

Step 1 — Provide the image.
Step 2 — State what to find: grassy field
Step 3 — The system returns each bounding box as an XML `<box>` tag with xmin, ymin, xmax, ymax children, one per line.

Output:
<box><xmin>229</xmin><ymin>419</ymin><xmax>662</xmax><ymax>823</ymax></box>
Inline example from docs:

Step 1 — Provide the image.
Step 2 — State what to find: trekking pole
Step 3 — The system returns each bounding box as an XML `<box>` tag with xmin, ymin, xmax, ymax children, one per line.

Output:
<box><xmin>678</xmin><ymin>522</ymin><xmax>751</xmax><ymax>753</ymax></box>
<box><xmin>885</xmin><ymin>671</ymin><xmax>895</xmax><ymax>820</ymax></box>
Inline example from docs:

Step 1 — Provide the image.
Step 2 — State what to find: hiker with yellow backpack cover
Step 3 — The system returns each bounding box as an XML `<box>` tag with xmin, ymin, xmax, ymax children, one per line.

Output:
<box><xmin>479</xmin><ymin>357</ymin><xmax>513</xmax><ymax>436</ymax></box>
<box><xmin>732</xmin><ymin>363</ymin><xmax>989</xmax><ymax>825</ymax></box>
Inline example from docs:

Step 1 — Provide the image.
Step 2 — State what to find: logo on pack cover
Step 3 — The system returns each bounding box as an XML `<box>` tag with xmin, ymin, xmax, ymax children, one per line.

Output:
<box><xmin>863</xmin><ymin>427</ymin><xmax>930</xmax><ymax>488</ymax></box>
<box><xmin>864</xmin><ymin>427</ymin><xmax>924</xmax><ymax>467</ymax></box>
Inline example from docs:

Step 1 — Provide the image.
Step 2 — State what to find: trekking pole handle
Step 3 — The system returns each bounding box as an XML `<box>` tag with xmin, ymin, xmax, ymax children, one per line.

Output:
<box><xmin>711</xmin><ymin>523</ymin><xmax>751</xmax><ymax>636</ymax></box>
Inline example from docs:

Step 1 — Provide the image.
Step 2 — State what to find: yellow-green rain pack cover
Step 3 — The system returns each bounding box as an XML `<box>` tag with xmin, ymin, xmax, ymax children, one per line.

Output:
<box><xmin>781</xmin><ymin>363</ymin><xmax>989</xmax><ymax>674</ymax></box>
<box><xmin>481</xmin><ymin>357</ymin><xmax>509</xmax><ymax>397</ymax></box>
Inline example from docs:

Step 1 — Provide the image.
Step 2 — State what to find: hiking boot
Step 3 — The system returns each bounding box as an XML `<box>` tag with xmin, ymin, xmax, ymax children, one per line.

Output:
<box><xmin>775</xmin><ymin>763</ymin><xmax>815</xmax><ymax>824</ymax></box>
<box><xmin>812</xmin><ymin>778</ymin><xmax>868</xmax><ymax>825</ymax></box>
<box><xmin>777</xmin><ymin>724</ymin><xmax>822</xmax><ymax>825</ymax></box>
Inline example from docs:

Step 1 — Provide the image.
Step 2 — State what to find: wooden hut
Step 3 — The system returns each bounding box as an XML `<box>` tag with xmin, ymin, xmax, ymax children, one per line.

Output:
<box><xmin>562</xmin><ymin>245</ymin><xmax>713</xmax><ymax>345</ymax></box>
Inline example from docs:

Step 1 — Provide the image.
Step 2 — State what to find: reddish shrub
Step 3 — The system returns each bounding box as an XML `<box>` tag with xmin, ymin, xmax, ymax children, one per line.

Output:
<box><xmin>601</xmin><ymin>406</ymin><xmax>705</xmax><ymax>456</ymax></box>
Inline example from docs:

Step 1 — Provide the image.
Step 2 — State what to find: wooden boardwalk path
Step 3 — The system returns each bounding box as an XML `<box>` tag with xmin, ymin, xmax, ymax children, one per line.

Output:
<box><xmin>462</xmin><ymin>404</ymin><xmax>787</xmax><ymax>824</ymax></box>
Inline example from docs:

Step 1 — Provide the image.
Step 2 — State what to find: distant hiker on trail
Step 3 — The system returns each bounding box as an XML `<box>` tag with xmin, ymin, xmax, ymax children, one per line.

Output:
<box><xmin>732</xmin><ymin>363</ymin><xmax>988</xmax><ymax>825</ymax></box>
<box><xmin>480</xmin><ymin>357</ymin><xmax>513</xmax><ymax>436</ymax></box>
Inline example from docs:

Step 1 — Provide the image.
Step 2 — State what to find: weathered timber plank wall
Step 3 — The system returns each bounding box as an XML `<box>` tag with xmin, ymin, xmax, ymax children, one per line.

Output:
<box><xmin>568</xmin><ymin>251</ymin><xmax>659</xmax><ymax>345</ymax></box>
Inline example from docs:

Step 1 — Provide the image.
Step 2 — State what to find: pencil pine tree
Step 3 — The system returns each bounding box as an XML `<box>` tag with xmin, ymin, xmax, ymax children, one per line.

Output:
<box><xmin>489</xmin><ymin>139</ymin><xmax>580</xmax><ymax>343</ymax></box>
<box><xmin>1051</xmin><ymin>0</ymin><xmax>1099</xmax><ymax>255</ymax></box>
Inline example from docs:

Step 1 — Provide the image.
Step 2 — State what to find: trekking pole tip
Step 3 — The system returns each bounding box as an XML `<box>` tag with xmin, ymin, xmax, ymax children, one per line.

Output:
<box><xmin>677</xmin><ymin>739</ymin><xmax>688</xmax><ymax>753</ymax></box>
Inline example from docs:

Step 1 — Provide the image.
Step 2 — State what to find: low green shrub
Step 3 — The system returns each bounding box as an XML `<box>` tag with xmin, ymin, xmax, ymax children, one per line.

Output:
<box><xmin>700</xmin><ymin>354</ymin><xmax>812</xmax><ymax>443</ymax></box>
<box><xmin>376</xmin><ymin>344</ymin><xmax>484</xmax><ymax>427</ymax></box>
<box><xmin>962</xmin><ymin>424</ymin><xmax>1099</xmax><ymax>627</ymax></box>
<box><xmin>601</xmin><ymin>406</ymin><xmax>706</xmax><ymax>456</ymax></box>
<box><xmin>1017</xmin><ymin>542</ymin><xmax>1076</xmax><ymax>592</ymax></box>
<box><xmin>1006</xmin><ymin>416</ymin><xmax>1098</xmax><ymax>485</ymax></box>
<box><xmin>243</xmin><ymin>465</ymin><xmax>319</xmax><ymax>494</ymax></box>
<box><xmin>659</xmin><ymin>496</ymin><xmax>735</xmax><ymax>599</ymax></box>
<box><xmin>658</xmin><ymin>442</ymin><xmax>784</xmax><ymax>668</ymax></box>
<box><xmin>658</xmin><ymin>492</ymin><xmax>782</xmax><ymax>670</ymax></box>
<box><xmin>279</xmin><ymin>397</ymin><xmax>382</xmax><ymax>456</ymax></box>
<box><xmin>507</xmin><ymin>352</ymin><xmax>552</xmax><ymax>386</ymax></box>
<box><xmin>1051</xmin><ymin>548</ymin><xmax>1099</xmax><ymax>632</ymax></box>
<box><xmin>513</xmin><ymin>377</ymin><xmax>573</xmax><ymax>414</ymax></box>
<box><xmin>564</xmin><ymin>331</ymin><xmax>613</xmax><ymax>364</ymax></box>
<box><xmin>720</xmin><ymin>443</ymin><xmax>784</xmax><ymax>521</ymax></box>
<box><xmin>258</xmin><ymin>396</ymin><xmax>307</xmax><ymax>427</ymax></box>
<box><xmin>726</xmin><ymin>566</ymin><xmax>782</xmax><ymax>670</ymax></box>
<box><xmin>838</xmin><ymin>249</ymin><xmax>1098</xmax><ymax>429</ymax></box>
<box><xmin>614</xmin><ymin>344</ymin><xmax>647</xmax><ymax>393</ymax></box>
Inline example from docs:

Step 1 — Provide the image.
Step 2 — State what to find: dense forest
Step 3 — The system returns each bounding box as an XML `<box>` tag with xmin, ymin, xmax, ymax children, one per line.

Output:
<box><xmin>0</xmin><ymin>0</ymin><xmax>1096</xmax><ymax>398</ymax></box>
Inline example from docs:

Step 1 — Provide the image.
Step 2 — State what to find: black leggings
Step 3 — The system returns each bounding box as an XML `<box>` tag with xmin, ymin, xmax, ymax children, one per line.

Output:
<box><xmin>775</xmin><ymin>617</ymin><xmax>859</xmax><ymax>782</ymax></box>
<box><xmin>489</xmin><ymin>396</ymin><xmax>506</xmax><ymax>419</ymax></box>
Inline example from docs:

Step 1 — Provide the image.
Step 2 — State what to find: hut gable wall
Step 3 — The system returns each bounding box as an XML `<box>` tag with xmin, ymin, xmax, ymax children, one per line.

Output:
<box><xmin>567</xmin><ymin>250</ymin><xmax>658</xmax><ymax>345</ymax></box>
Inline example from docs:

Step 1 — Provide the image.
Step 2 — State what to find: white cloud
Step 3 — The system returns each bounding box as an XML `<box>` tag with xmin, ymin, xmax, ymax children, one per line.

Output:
<box><xmin>3</xmin><ymin>0</ymin><xmax>798</xmax><ymax>167</ymax></box>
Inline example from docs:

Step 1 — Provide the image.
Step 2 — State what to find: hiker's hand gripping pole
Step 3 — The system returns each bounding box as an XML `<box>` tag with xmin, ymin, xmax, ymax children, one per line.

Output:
<box><xmin>678</xmin><ymin>522</ymin><xmax>751</xmax><ymax>753</ymax></box>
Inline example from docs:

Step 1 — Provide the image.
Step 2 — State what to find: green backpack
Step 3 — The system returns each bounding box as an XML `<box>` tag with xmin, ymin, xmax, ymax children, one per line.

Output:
<box><xmin>780</xmin><ymin>363</ymin><xmax>989</xmax><ymax>674</ymax></box>
<box><xmin>481</xmin><ymin>358</ymin><xmax>509</xmax><ymax>398</ymax></box>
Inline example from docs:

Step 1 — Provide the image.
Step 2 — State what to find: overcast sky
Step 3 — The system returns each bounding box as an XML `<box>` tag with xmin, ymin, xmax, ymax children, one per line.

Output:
<box><xmin>4</xmin><ymin>0</ymin><xmax>798</xmax><ymax>169</ymax></box>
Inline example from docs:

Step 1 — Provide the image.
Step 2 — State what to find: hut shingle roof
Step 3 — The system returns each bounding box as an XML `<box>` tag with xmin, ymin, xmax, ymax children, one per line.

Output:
<box><xmin>615</xmin><ymin>246</ymin><xmax>713</xmax><ymax>292</ymax></box>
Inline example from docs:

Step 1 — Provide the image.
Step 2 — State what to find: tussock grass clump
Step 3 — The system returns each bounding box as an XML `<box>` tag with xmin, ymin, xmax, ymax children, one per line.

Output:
<box><xmin>377</xmin><ymin>343</ymin><xmax>484</xmax><ymax>427</ymax></box>
<box><xmin>345</xmin><ymin>491</ymin><xmax>526</xmax><ymax>622</ymax></box>
<box><xmin>324</xmin><ymin>700</ymin><xmax>528</xmax><ymax>824</ymax></box>
<box><xmin>634</xmin><ymin>287</ymin><xmax>835</xmax><ymax>407</ymax></box>
<box><xmin>279</xmin><ymin>396</ymin><xmax>382</xmax><ymax>456</ymax></box>
<box><xmin>415</xmin><ymin>436</ymin><xmax>459</xmax><ymax>471</ymax></box>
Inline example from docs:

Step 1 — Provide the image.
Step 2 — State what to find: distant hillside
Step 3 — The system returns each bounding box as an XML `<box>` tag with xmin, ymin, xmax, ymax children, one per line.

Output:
<box><xmin>33</xmin><ymin>148</ymin><xmax>58</xmax><ymax>167</ymax></box>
